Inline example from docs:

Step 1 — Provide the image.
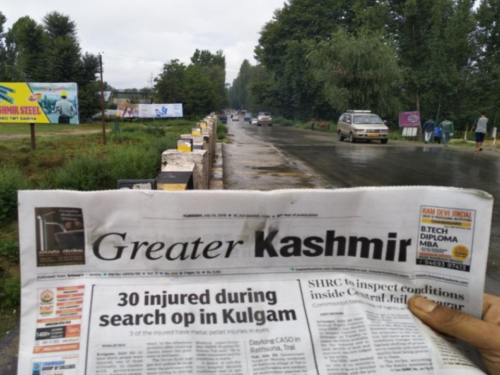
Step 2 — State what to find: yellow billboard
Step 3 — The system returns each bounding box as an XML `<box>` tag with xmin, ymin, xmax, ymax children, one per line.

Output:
<box><xmin>0</xmin><ymin>83</ymin><xmax>79</xmax><ymax>124</ymax></box>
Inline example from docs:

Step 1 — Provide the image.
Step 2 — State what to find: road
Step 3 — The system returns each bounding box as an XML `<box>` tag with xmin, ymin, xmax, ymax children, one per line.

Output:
<box><xmin>224</xmin><ymin>117</ymin><xmax>500</xmax><ymax>295</ymax></box>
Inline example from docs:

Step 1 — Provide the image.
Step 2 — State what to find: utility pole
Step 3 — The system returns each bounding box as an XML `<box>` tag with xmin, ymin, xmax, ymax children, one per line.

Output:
<box><xmin>99</xmin><ymin>53</ymin><xmax>107</xmax><ymax>145</ymax></box>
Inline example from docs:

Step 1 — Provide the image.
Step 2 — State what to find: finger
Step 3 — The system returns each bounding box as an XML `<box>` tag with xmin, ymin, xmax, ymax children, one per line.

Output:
<box><xmin>409</xmin><ymin>296</ymin><xmax>500</xmax><ymax>349</ymax></box>
<box><xmin>483</xmin><ymin>294</ymin><xmax>500</xmax><ymax>325</ymax></box>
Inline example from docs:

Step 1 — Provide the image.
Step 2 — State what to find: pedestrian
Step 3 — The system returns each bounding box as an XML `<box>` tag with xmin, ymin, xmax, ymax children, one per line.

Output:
<box><xmin>434</xmin><ymin>126</ymin><xmax>442</xmax><ymax>144</ymax></box>
<box><xmin>423</xmin><ymin>117</ymin><xmax>435</xmax><ymax>144</ymax></box>
<box><xmin>474</xmin><ymin>112</ymin><xmax>488</xmax><ymax>152</ymax></box>
<box><xmin>55</xmin><ymin>91</ymin><xmax>77</xmax><ymax>124</ymax></box>
<box><xmin>310</xmin><ymin>118</ymin><xmax>315</xmax><ymax>131</ymax></box>
<box><xmin>439</xmin><ymin>117</ymin><xmax>454</xmax><ymax>147</ymax></box>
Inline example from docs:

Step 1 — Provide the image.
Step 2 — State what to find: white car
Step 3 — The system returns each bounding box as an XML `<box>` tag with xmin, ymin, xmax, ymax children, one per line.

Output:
<box><xmin>257</xmin><ymin>112</ymin><xmax>273</xmax><ymax>126</ymax></box>
<box><xmin>337</xmin><ymin>110</ymin><xmax>389</xmax><ymax>144</ymax></box>
<box><xmin>251</xmin><ymin>118</ymin><xmax>258</xmax><ymax>125</ymax></box>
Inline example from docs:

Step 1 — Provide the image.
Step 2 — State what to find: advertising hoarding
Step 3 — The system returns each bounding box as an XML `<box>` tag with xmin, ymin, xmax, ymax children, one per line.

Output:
<box><xmin>0</xmin><ymin>83</ymin><xmax>79</xmax><ymax>124</ymax></box>
<box><xmin>117</xmin><ymin>103</ymin><xmax>183</xmax><ymax>118</ymax></box>
<box><xmin>399</xmin><ymin>111</ymin><xmax>420</xmax><ymax>128</ymax></box>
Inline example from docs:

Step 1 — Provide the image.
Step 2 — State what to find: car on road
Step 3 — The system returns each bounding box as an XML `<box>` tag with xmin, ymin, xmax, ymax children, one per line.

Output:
<box><xmin>337</xmin><ymin>110</ymin><xmax>389</xmax><ymax>144</ymax></box>
<box><xmin>244</xmin><ymin>113</ymin><xmax>252</xmax><ymax>122</ymax></box>
<box><xmin>232</xmin><ymin>114</ymin><xmax>240</xmax><ymax>121</ymax></box>
<box><xmin>218</xmin><ymin>114</ymin><xmax>227</xmax><ymax>124</ymax></box>
<box><xmin>251</xmin><ymin>118</ymin><xmax>258</xmax><ymax>125</ymax></box>
<box><xmin>257</xmin><ymin>112</ymin><xmax>273</xmax><ymax>126</ymax></box>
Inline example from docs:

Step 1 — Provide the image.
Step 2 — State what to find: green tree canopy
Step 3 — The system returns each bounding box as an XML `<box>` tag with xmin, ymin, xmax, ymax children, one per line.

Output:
<box><xmin>309</xmin><ymin>31</ymin><xmax>403</xmax><ymax>117</ymax></box>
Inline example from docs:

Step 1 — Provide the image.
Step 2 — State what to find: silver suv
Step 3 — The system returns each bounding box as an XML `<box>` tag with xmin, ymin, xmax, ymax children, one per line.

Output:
<box><xmin>337</xmin><ymin>110</ymin><xmax>389</xmax><ymax>144</ymax></box>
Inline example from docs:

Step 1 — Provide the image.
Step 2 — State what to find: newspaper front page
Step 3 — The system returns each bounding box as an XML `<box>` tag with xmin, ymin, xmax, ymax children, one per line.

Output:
<box><xmin>17</xmin><ymin>187</ymin><xmax>493</xmax><ymax>375</ymax></box>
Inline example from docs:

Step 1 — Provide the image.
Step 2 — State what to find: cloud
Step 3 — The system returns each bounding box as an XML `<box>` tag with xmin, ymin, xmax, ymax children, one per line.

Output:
<box><xmin>2</xmin><ymin>0</ymin><xmax>284</xmax><ymax>88</ymax></box>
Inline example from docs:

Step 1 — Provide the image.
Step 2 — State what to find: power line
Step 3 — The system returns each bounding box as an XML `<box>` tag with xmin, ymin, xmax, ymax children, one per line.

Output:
<box><xmin>105</xmin><ymin>53</ymin><xmax>167</xmax><ymax>62</ymax></box>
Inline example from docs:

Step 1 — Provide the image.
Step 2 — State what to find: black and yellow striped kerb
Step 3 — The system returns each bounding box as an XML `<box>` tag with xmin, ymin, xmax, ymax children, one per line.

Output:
<box><xmin>156</xmin><ymin>171</ymin><xmax>194</xmax><ymax>191</ymax></box>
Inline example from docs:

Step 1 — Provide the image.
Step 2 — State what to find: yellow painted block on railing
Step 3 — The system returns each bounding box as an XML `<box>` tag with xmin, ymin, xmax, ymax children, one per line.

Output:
<box><xmin>191</xmin><ymin>128</ymin><xmax>202</xmax><ymax>136</ymax></box>
<box><xmin>177</xmin><ymin>139</ymin><xmax>193</xmax><ymax>152</ymax></box>
<box><xmin>157</xmin><ymin>183</ymin><xmax>188</xmax><ymax>191</ymax></box>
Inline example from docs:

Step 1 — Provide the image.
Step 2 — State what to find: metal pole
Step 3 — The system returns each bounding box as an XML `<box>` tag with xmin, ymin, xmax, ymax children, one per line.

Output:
<box><xmin>30</xmin><ymin>123</ymin><xmax>36</xmax><ymax>150</ymax></box>
<box><xmin>99</xmin><ymin>53</ymin><xmax>107</xmax><ymax>145</ymax></box>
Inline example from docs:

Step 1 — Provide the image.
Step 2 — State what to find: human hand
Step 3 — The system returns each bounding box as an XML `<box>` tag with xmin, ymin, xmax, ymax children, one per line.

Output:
<box><xmin>409</xmin><ymin>294</ymin><xmax>500</xmax><ymax>375</ymax></box>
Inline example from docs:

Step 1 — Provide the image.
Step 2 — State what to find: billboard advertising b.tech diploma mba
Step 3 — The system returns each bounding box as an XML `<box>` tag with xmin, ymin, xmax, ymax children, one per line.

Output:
<box><xmin>0</xmin><ymin>83</ymin><xmax>79</xmax><ymax>124</ymax></box>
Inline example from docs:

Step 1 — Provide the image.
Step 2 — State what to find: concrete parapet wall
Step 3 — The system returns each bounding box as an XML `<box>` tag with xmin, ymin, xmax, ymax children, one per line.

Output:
<box><xmin>161</xmin><ymin>150</ymin><xmax>209</xmax><ymax>189</ymax></box>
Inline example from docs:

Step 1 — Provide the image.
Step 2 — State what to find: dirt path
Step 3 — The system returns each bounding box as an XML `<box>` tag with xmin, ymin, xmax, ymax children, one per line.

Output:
<box><xmin>0</xmin><ymin>129</ymin><xmax>111</xmax><ymax>140</ymax></box>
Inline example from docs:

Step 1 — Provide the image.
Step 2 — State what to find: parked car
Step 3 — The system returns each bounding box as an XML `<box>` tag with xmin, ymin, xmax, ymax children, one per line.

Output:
<box><xmin>218</xmin><ymin>114</ymin><xmax>227</xmax><ymax>124</ymax></box>
<box><xmin>251</xmin><ymin>118</ymin><xmax>258</xmax><ymax>125</ymax></box>
<box><xmin>244</xmin><ymin>113</ymin><xmax>252</xmax><ymax>122</ymax></box>
<box><xmin>257</xmin><ymin>112</ymin><xmax>272</xmax><ymax>126</ymax></box>
<box><xmin>337</xmin><ymin>110</ymin><xmax>389</xmax><ymax>144</ymax></box>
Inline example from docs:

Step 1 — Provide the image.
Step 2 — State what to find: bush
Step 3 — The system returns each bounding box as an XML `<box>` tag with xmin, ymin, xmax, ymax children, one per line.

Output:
<box><xmin>0</xmin><ymin>167</ymin><xmax>27</xmax><ymax>224</ymax></box>
<box><xmin>107</xmin><ymin>145</ymin><xmax>159</xmax><ymax>182</ymax></box>
<box><xmin>217</xmin><ymin>121</ymin><xmax>228</xmax><ymax>140</ymax></box>
<box><xmin>0</xmin><ymin>240</ymin><xmax>19</xmax><ymax>261</ymax></box>
<box><xmin>52</xmin><ymin>151</ymin><xmax>113</xmax><ymax>190</ymax></box>
<box><xmin>274</xmin><ymin>117</ymin><xmax>295</xmax><ymax>127</ymax></box>
<box><xmin>0</xmin><ymin>276</ymin><xmax>21</xmax><ymax>309</ymax></box>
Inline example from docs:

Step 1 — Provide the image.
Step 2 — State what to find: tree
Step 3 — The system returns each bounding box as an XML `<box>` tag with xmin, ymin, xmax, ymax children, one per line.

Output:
<box><xmin>76</xmin><ymin>53</ymin><xmax>100</xmax><ymax>121</ymax></box>
<box><xmin>43</xmin><ymin>12</ymin><xmax>81</xmax><ymax>81</ymax></box>
<box><xmin>183</xmin><ymin>64</ymin><xmax>218</xmax><ymax>116</ymax></box>
<box><xmin>309</xmin><ymin>31</ymin><xmax>403</xmax><ymax>118</ymax></box>
<box><xmin>190</xmin><ymin>49</ymin><xmax>227</xmax><ymax>109</ymax></box>
<box><xmin>476</xmin><ymin>0</ymin><xmax>500</xmax><ymax>126</ymax></box>
<box><xmin>155</xmin><ymin>59</ymin><xmax>187</xmax><ymax>103</ymax></box>
<box><xmin>6</xmin><ymin>16</ymin><xmax>46</xmax><ymax>81</ymax></box>
<box><xmin>0</xmin><ymin>12</ymin><xmax>7</xmax><ymax>80</ymax></box>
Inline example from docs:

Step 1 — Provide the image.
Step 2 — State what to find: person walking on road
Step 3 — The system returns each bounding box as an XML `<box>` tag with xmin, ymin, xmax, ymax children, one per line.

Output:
<box><xmin>474</xmin><ymin>112</ymin><xmax>488</xmax><ymax>152</ymax></box>
<box><xmin>433</xmin><ymin>126</ymin><xmax>442</xmax><ymax>144</ymax></box>
<box><xmin>439</xmin><ymin>117</ymin><xmax>454</xmax><ymax>147</ymax></box>
<box><xmin>423</xmin><ymin>118</ymin><xmax>435</xmax><ymax>144</ymax></box>
<box><xmin>55</xmin><ymin>91</ymin><xmax>77</xmax><ymax>124</ymax></box>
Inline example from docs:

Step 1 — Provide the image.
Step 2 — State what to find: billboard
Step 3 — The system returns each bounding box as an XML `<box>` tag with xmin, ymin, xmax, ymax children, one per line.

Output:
<box><xmin>117</xmin><ymin>103</ymin><xmax>183</xmax><ymax>118</ymax></box>
<box><xmin>399</xmin><ymin>111</ymin><xmax>420</xmax><ymax>128</ymax></box>
<box><xmin>0</xmin><ymin>83</ymin><xmax>79</xmax><ymax>124</ymax></box>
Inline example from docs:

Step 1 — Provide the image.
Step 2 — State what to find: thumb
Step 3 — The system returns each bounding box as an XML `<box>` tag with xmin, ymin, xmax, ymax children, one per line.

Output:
<box><xmin>408</xmin><ymin>296</ymin><xmax>499</xmax><ymax>350</ymax></box>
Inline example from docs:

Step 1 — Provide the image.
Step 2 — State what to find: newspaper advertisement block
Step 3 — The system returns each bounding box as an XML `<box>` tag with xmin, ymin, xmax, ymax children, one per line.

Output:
<box><xmin>17</xmin><ymin>188</ymin><xmax>493</xmax><ymax>374</ymax></box>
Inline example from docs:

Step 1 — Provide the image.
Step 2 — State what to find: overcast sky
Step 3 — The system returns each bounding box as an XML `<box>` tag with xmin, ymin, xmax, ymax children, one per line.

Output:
<box><xmin>2</xmin><ymin>0</ymin><xmax>285</xmax><ymax>89</ymax></box>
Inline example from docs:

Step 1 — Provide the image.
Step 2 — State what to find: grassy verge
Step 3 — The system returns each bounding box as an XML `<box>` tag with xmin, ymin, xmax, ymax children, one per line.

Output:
<box><xmin>273</xmin><ymin>116</ymin><xmax>337</xmax><ymax>133</ymax></box>
<box><xmin>0</xmin><ymin>119</ymin><xmax>196</xmax><ymax>337</ymax></box>
<box><xmin>217</xmin><ymin>120</ymin><xmax>229</xmax><ymax>142</ymax></box>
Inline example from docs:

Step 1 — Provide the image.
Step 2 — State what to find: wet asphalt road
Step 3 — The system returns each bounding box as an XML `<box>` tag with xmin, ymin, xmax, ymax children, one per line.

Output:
<box><xmin>225</xmin><ymin>118</ymin><xmax>500</xmax><ymax>295</ymax></box>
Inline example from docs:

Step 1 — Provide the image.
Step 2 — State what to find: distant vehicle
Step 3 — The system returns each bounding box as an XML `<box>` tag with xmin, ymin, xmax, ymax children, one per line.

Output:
<box><xmin>244</xmin><ymin>113</ymin><xmax>252</xmax><ymax>122</ymax></box>
<box><xmin>218</xmin><ymin>114</ymin><xmax>227</xmax><ymax>124</ymax></box>
<box><xmin>232</xmin><ymin>114</ymin><xmax>240</xmax><ymax>121</ymax></box>
<box><xmin>337</xmin><ymin>110</ymin><xmax>389</xmax><ymax>144</ymax></box>
<box><xmin>251</xmin><ymin>118</ymin><xmax>258</xmax><ymax>125</ymax></box>
<box><xmin>257</xmin><ymin>112</ymin><xmax>272</xmax><ymax>126</ymax></box>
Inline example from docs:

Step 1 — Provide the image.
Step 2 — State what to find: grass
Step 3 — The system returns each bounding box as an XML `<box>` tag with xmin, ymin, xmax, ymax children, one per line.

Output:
<box><xmin>217</xmin><ymin>120</ymin><xmax>229</xmax><ymax>141</ymax></box>
<box><xmin>0</xmin><ymin>118</ymin><xmax>205</xmax><ymax>338</ymax></box>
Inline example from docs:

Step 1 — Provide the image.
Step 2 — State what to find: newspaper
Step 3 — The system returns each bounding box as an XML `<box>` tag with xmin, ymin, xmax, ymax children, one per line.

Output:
<box><xmin>17</xmin><ymin>187</ymin><xmax>493</xmax><ymax>375</ymax></box>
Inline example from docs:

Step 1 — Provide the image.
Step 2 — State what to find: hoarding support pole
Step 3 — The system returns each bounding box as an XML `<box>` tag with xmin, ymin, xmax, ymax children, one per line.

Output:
<box><xmin>99</xmin><ymin>53</ymin><xmax>107</xmax><ymax>145</ymax></box>
<box><xmin>30</xmin><ymin>123</ymin><xmax>36</xmax><ymax>151</ymax></box>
